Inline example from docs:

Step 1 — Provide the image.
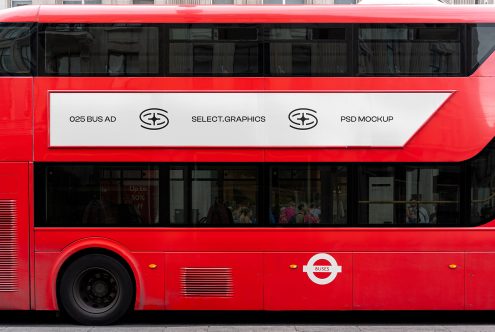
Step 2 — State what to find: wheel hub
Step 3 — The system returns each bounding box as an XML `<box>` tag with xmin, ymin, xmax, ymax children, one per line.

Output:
<box><xmin>74</xmin><ymin>267</ymin><xmax>120</xmax><ymax>313</ymax></box>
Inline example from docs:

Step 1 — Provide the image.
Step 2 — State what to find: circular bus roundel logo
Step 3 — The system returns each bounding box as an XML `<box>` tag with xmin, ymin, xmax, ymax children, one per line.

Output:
<box><xmin>288</xmin><ymin>108</ymin><xmax>318</xmax><ymax>130</ymax></box>
<box><xmin>139</xmin><ymin>108</ymin><xmax>169</xmax><ymax>130</ymax></box>
<box><xmin>302</xmin><ymin>253</ymin><xmax>342</xmax><ymax>285</ymax></box>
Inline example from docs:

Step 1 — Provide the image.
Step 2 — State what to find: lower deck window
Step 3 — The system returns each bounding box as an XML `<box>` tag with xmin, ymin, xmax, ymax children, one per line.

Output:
<box><xmin>471</xmin><ymin>142</ymin><xmax>495</xmax><ymax>224</ymax></box>
<box><xmin>270</xmin><ymin>165</ymin><xmax>347</xmax><ymax>225</ymax></box>
<box><xmin>170</xmin><ymin>166</ymin><xmax>258</xmax><ymax>225</ymax></box>
<box><xmin>36</xmin><ymin>140</ymin><xmax>495</xmax><ymax>227</ymax></box>
<box><xmin>42</xmin><ymin>165</ymin><xmax>159</xmax><ymax>226</ymax></box>
<box><xmin>358</xmin><ymin>166</ymin><xmax>460</xmax><ymax>225</ymax></box>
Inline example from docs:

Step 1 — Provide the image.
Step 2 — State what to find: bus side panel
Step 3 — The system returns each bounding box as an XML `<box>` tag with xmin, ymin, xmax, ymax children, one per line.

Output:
<box><xmin>353</xmin><ymin>252</ymin><xmax>464</xmax><ymax>310</ymax></box>
<box><xmin>0</xmin><ymin>163</ymin><xmax>30</xmax><ymax>309</ymax></box>
<box><xmin>164</xmin><ymin>253</ymin><xmax>263</xmax><ymax>310</ymax></box>
<box><xmin>473</xmin><ymin>50</ymin><xmax>495</xmax><ymax>77</ymax></box>
<box><xmin>465</xmin><ymin>253</ymin><xmax>495</xmax><ymax>310</ymax></box>
<box><xmin>264</xmin><ymin>252</ymin><xmax>352</xmax><ymax>310</ymax></box>
<box><xmin>33</xmin><ymin>76</ymin><xmax>495</xmax><ymax>164</ymax></box>
<box><xmin>0</xmin><ymin>78</ymin><xmax>32</xmax><ymax>162</ymax></box>
<box><xmin>33</xmin><ymin>252</ymin><xmax>58</xmax><ymax>310</ymax></box>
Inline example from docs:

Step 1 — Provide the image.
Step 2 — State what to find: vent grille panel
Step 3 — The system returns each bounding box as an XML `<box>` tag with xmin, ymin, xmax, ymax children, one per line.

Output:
<box><xmin>181</xmin><ymin>267</ymin><xmax>233</xmax><ymax>297</ymax></box>
<box><xmin>0</xmin><ymin>200</ymin><xmax>17</xmax><ymax>292</ymax></box>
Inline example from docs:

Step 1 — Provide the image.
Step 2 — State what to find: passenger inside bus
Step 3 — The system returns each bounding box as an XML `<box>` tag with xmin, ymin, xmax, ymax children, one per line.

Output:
<box><xmin>406</xmin><ymin>195</ymin><xmax>430</xmax><ymax>224</ymax></box>
<box><xmin>206</xmin><ymin>198</ymin><xmax>233</xmax><ymax>225</ymax></box>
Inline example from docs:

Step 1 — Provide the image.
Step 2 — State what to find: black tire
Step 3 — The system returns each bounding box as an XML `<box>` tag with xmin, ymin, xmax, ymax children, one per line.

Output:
<box><xmin>58</xmin><ymin>254</ymin><xmax>134</xmax><ymax>325</ymax></box>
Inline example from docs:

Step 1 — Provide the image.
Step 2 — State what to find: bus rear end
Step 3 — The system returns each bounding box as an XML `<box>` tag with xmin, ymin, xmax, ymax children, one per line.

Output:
<box><xmin>0</xmin><ymin>5</ymin><xmax>37</xmax><ymax>311</ymax></box>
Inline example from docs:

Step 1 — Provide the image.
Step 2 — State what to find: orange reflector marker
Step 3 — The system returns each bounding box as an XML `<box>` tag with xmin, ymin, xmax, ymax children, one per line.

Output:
<box><xmin>148</xmin><ymin>264</ymin><xmax>158</xmax><ymax>269</ymax></box>
<box><xmin>289</xmin><ymin>264</ymin><xmax>298</xmax><ymax>269</ymax></box>
<box><xmin>449</xmin><ymin>264</ymin><xmax>457</xmax><ymax>269</ymax></box>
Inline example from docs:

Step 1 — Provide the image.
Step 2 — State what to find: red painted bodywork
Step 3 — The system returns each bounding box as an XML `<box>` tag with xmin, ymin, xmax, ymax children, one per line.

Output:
<box><xmin>1</xmin><ymin>4</ymin><xmax>495</xmax><ymax>312</ymax></box>
<box><xmin>0</xmin><ymin>163</ymin><xmax>29</xmax><ymax>309</ymax></box>
<box><xmin>265</xmin><ymin>252</ymin><xmax>353</xmax><ymax>310</ymax></box>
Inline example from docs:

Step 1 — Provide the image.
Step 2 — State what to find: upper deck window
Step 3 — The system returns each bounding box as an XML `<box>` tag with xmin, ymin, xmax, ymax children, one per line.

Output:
<box><xmin>169</xmin><ymin>25</ymin><xmax>261</xmax><ymax>76</ymax></box>
<box><xmin>266</xmin><ymin>25</ymin><xmax>349</xmax><ymax>76</ymax></box>
<box><xmin>0</xmin><ymin>24</ymin><xmax>33</xmax><ymax>76</ymax></box>
<box><xmin>470</xmin><ymin>24</ymin><xmax>495</xmax><ymax>74</ymax></box>
<box><xmin>41</xmin><ymin>24</ymin><xmax>159</xmax><ymax>76</ymax></box>
<box><xmin>358</xmin><ymin>24</ymin><xmax>462</xmax><ymax>76</ymax></box>
<box><xmin>34</xmin><ymin>23</ymin><xmax>495</xmax><ymax>77</ymax></box>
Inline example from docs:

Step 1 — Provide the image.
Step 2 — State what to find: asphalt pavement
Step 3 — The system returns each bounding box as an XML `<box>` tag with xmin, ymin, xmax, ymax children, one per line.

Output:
<box><xmin>1</xmin><ymin>311</ymin><xmax>495</xmax><ymax>331</ymax></box>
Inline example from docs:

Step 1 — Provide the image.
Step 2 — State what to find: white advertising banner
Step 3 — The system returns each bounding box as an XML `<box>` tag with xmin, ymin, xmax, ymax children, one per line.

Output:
<box><xmin>49</xmin><ymin>92</ymin><xmax>451</xmax><ymax>147</ymax></box>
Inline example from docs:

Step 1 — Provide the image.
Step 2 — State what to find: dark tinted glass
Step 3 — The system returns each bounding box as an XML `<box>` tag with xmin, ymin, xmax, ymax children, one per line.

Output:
<box><xmin>36</xmin><ymin>23</ymin><xmax>495</xmax><ymax>77</ymax></box>
<box><xmin>358</xmin><ymin>165</ymin><xmax>461</xmax><ymax>225</ymax></box>
<box><xmin>270</xmin><ymin>165</ymin><xmax>347</xmax><ymax>225</ymax></box>
<box><xmin>169</xmin><ymin>25</ymin><xmax>260</xmax><ymax>75</ymax></box>
<box><xmin>358</xmin><ymin>24</ymin><xmax>462</xmax><ymax>76</ymax></box>
<box><xmin>198</xmin><ymin>166</ymin><xmax>257</xmax><ymax>225</ymax></box>
<box><xmin>266</xmin><ymin>26</ymin><xmax>348</xmax><ymax>76</ymax></box>
<box><xmin>470</xmin><ymin>24</ymin><xmax>495</xmax><ymax>74</ymax></box>
<box><xmin>170</xmin><ymin>165</ymin><xmax>258</xmax><ymax>225</ymax></box>
<box><xmin>470</xmin><ymin>140</ymin><xmax>495</xmax><ymax>224</ymax></box>
<box><xmin>41</xmin><ymin>165</ymin><xmax>160</xmax><ymax>226</ymax></box>
<box><xmin>0</xmin><ymin>24</ymin><xmax>33</xmax><ymax>76</ymax></box>
<box><xmin>42</xmin><ymin>24</ymin><xmax>159</xmax><ymax>75</ymax></box>
<box><xmin>36</xmin><ymin>147</ymin><xmax>495</xmax><ymax>228</ymax></box>
<box><xmin>38</xmin><ymin>164</ymin><xmax>260</xmax><ymax>227</ymax></box>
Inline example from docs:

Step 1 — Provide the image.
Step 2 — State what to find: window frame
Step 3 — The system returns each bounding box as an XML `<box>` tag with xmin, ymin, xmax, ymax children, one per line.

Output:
<box><xmin>38</xmin><ymin>23</ymin><xmax>164</xmax><ymax>77</ymax></box>
<box><xmin>167</xmin><ymin>23</ymin><xmax>263</xmax><ymax>77</ymax></box>
<box><xmin>34</xmin><ymin>22</ymin><xmax>492</xmax><ymax>77</ymax></box>
<box><xmin>34</xmin><ymin>158</ymin><xmax>487</xmax><ymax>228</ymax></box>
<box><xmin>467</xmin><ymin>24</ymin><xmax>495</xmax><ymax>75</ymax></box>
<box><xmin>356</xmin><ymin>163</ymin><xmax>464</xmax><ymax>227</ymax></box>
<box><xmin>0</xmin><ymin>23</ymin><xmax>36</xmax><ymax>77</ymax></box>
<box><xmin>263</xmin><ymin>23</ymin><xmax>352</xmax><ymax>77</ymax></box>
<box><xmin>356</xmin><ymin>23</ymin><xmax>466</xmax><ymax>77</ymax></box>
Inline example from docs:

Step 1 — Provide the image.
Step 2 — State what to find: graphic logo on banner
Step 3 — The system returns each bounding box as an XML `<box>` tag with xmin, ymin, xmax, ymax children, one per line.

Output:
<box><xmin>303</xmin><ymin>253</ymin><xmax>342</xmax><ymax>285</ymax></box>
<box><xmin>139</xmin><ymin>108</ymin><xmax>169</xmax><ymax>130</ymax></box>
<box><xmin>288</xmin><ymin>108</ymin><xmax>318</xmax><ymax>130</ymax></box>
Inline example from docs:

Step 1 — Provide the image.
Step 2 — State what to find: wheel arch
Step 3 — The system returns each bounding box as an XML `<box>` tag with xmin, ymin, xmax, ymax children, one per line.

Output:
<box><xmin>50</xmin><ymin>237</ymin><xmax>144</xmax><ymax>311</ymax></box>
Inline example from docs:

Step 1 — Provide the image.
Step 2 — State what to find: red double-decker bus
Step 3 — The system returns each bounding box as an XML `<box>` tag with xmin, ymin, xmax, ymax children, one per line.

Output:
<box><xmin>1</xmin><ymin>3</ymin><xmax>495</xmax><ymax>325</ymax></box>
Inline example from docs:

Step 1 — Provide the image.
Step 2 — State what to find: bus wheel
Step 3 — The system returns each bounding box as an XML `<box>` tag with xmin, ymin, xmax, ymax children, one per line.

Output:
<box><xmin>58</xmin><ymin>254</ymin><xmax>134</xmax><ymax>325</ymax></box>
